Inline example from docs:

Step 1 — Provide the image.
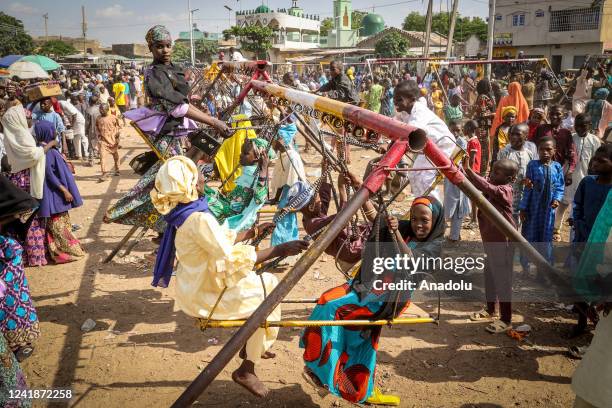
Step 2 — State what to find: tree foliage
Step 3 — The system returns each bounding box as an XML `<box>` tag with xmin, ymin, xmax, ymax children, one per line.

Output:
<box><xmin>172</xmin><ymin>42</ymin><xmax>191</xmax><ymax>63</ymax></box>
<box><xmin>351</xmin><ymin>11</ymin><xmax>368</xmax><ymax>30</ymax></box>
<box><xmin>0</xmin><ymin>13</ymin><xmax>34</xmax><ymax>56</ymax></box>
<box><xmin>223</xmin><ymin>25</ymin><xmax>274</xmax><ymax>59</ymax></box>
<box><xmin>375</xmin><ymin>31</ymin><xmax>409</xmax><ymax>58</ymax></box>
<box><xmin>402</xmin><ymin>11</ymin><xmax>488</xmax><ymax>42</ymax></box>
<box><xmin>195</xmin><ymin>39</ymin><xmax>218</xmax><ymax>63</ymax></box>
<box><xmin>37</xmin><ymin>40</ymin><xmax>77</xmax><ymax>57</ymax></box>
<box><xmin>320</xmin><ymin>18</ymin><xmax>334</xmax><ymax>36</ymax></box>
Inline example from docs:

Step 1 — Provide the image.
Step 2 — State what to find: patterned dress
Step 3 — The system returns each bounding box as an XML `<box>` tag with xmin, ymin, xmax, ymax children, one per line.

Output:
<box><xmin>0</xmin><ymin>334</ymin><xmax>31</xmax><ymax>408</ymax></box>
<box><xmin>0</xmin><ymin>237</ymin><xmax>40</xmax><ymax>351</ymax></box>
<box><xmin>7</xmin><ymin>170</ymin><xmax>46</xmax><ymax>267</ymax></box>
<box><xmin>104</xmin><ymin>62</ymin><xmax>192</xmax><ymax>233</ymax></box>
<box><xmin>474</xmin><ymin>94</ymin><xmax>495</xmax><ymax>175</ymax></box>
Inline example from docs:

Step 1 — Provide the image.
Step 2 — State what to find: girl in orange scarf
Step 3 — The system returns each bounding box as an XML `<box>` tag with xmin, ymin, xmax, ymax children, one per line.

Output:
<box><xmin>489</xmin><ymin>82</ymin><xmax>530</xmax><ymax>138</ymax></box>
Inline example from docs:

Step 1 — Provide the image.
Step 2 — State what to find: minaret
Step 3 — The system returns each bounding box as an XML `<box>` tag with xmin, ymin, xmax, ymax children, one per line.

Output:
<box><xmin>334</xmin><ymin>0</ymin><xmax>352</xmax><ymax>30</ymax></box>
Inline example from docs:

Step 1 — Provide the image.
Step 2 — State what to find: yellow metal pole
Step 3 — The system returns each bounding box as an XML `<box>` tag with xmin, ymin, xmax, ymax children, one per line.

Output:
<box><xmin>199</xmin><ymin>317</ymin><xmax>436</xmax><ymax>329</ymax></box>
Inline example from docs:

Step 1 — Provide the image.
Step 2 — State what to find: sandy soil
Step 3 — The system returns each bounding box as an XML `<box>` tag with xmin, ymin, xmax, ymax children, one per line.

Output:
<box><xmin>20</xmin><ymin>126</ymin><xmax>589</xmax><ymax>408</ymax></box>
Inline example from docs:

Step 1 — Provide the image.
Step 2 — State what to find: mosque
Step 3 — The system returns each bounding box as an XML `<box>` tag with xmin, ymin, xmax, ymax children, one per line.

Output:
<box><xmin>235</xmin><ymin>0</ymin><xmax>387</xmax><ymax>49</ymax></box>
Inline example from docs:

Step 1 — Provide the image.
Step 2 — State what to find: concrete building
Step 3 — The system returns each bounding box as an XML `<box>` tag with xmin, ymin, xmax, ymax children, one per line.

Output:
<box><xmin>327</xmin><ymin>0</ymin><xmax>359</xmax><ymax>47</ymax></box>
<box><xmin>33</xmin><ymin>35</ymin><xmax>103</xmax><ymax>54</ymax></box>
<box><xmin>493</xmin><ymin>0</ymin><xmax>612</xmax><ymax>71</ymax></box>
<box><xmin>236</xmin><ymin>1</ymin><xmax>321</xmax><ymax>50</ymax></box>
<box><xmin>111</xmin><ymin>43</ymin><xmax>151</xmax><ymax>59</ymax></box>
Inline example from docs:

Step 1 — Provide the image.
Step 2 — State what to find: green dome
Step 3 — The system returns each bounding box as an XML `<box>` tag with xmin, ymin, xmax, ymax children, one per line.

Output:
<box><xmin>255</xmin><ymin>5</ymin><xmax>271</xmax><ymax>13</ymax></box>
<box><xmin>361</xmin><ymin>13</ymin><xmax>385</xmax><ymax>37</ymax></box>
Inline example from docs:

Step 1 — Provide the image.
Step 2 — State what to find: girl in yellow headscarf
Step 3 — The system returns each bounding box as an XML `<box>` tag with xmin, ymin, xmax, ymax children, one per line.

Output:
<box><xmin>150</xmin><ymin>155</ymin><xmax>309</xmax><ymax>398</ymax></box>
<box><xmin>491</xmin><ymin>106</ymin><xmax>517</xmax><ymax>165</ymax></box>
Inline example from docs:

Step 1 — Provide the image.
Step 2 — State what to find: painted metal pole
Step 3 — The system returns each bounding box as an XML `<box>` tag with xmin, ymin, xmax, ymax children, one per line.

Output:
<box><xmin>486</xmin><ymin>0</ymin><xmax>496</xmax><ymax>78</ymax></box>
<box><xmin>202</xmin><ymin>317</ymin><xmax>436</xmax><ymax>328</ymax></box>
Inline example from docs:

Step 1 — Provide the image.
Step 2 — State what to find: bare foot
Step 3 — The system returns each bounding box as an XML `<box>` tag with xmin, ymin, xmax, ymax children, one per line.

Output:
<box><xmin>232</xmin><ymin>360</ymin><xmax>269</xmax><ymax>398</ymax></box>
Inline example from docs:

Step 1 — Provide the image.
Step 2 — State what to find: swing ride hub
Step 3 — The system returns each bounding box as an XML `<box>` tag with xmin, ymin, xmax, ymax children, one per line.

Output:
<box><xmin>172</xmin><ymin>75</ymin><xmax>557</xmax><ymax>407</ymax></box>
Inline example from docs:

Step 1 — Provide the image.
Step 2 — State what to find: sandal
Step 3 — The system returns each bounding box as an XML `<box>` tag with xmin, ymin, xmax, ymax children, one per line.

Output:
<box><xmin>470</xmin><ymin>309</ymin><xmax>497</xmax><ymax>321</ymax></box>
<box><xmin>486</xmin><ymin>320</ymin><xmax>511</xmax><ymax>334</ymax></box>
<box><xmin>366</xmin><ymin>387</ymin><xmax>400</xmax><ymax>406</ymax></box>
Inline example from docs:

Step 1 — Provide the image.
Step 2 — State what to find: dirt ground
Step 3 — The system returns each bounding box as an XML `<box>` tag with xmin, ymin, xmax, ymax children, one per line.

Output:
<box><xmin>20</xmin><ymin>126</ymin><xmax>589</xmax><ymax>408</ymax></box>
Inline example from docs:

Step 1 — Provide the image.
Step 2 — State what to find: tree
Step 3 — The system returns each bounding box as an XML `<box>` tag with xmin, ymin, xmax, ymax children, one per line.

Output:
<box><xmin>402</xmin><ymin>12</ymin><xmax>426</xmax><ymax>32</ymax></box>
<box><xmin>402</xmin><ymin>11</ymin><xmax>488</xmax><ymax>42</ymax></box>
<box><xmin>172</xmin><ymin>42</ymin><xmax>191</xmax><ymax>63</ymax></box>
<box><xmin>375</xmin><ymin>32</ymin><xmax>409</xmax><ymax>58</ymax></box>
<box><xmin>37</xmin><ymin>40</ymin><xmax>77</xmax><ymax>57</ymax></box>
<box><xmin>0</xmin><ymin>13</ymin><xmax>34</xmax><ymax>56</ymax></box>
<box><xmin>195</xmin><ymin>39</ymin><xmax>218</xmax><ymax>63</ymax></box>
<box><xmin>352</xmin><ymin>10</ymin><xmax>368</xmax><ymax>30</ymax></box>
<box><xmin>320</xmin><ymin>17</ymin><xmax>334</xmax><ymax>36</ymax></box>
<box><xmin>223</xmin><ymin>25</ymin><xmax>274</xmax><ymax>59</ymax></box>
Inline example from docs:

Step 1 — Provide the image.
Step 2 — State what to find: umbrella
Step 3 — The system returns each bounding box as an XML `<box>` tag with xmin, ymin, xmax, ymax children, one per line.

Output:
<box><xmin>21</xmin><ymin>55</ymin><xmax>60</xmax><ymax>71</ymax></box>
<box><xmin>0</xmin><ymin>55</ymin><xmax>24</xmax><ymax>68</ymax></box>
<box><xmin>7</xmin><ymin>61</ymin><xmax>49</xmax><ymax>80</ymax></box>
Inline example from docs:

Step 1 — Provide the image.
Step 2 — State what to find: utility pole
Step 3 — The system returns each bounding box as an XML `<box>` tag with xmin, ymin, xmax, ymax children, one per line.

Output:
<box><xmin>486</xmin><ymin>0</ymin><xmax>496</xmax><ymax>78</ymax></box>
<box><xmin>446</xmin><ymin>0</ymin><xmax>459</xmax><ymax>58</ymax></box>
<box><xmin>188</xmin><ymin>0</ymin><xmax>194</xmax><ymax>65</ymax></box>
<box><xmin>81</xmin><ymin>6</ymin><xmax>87</xmax><ymax>63</ymax></box>
<box><xmin>43</xmin><ymin>13</ymin><xmax>48</xmax><ymax>41</ymax></box>
<box><xmin>423</xmin><ymin>0</ymin><xmax>433</xmax><ymax>57</ymax></box>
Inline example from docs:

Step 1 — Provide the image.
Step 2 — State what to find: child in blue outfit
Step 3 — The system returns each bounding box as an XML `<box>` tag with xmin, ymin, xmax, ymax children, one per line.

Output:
<box><xmin>519</xmin><ymin>136</ymin><xmax>565</xmax><ymax>269</ymax></box>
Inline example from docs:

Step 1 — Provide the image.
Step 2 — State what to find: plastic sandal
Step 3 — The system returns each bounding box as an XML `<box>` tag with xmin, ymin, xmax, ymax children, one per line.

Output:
<box><xmin>486</xmin><ymin>320</ymin><xmax>511</xmax><ymax>334</ymax></box>
<box><xmin>470</xmin><ymin>309</ymin><xmax>497</xmax><ymax>321</ymax></box>
<box><xmin>366</xmin><ymin>387</ymin><xmax>400</xmax><ymax>406</ymax></box>
<box><xmin>302</xmin><ymin>368</ymin><xmax>330</xmax><ymax>398</ymax></box>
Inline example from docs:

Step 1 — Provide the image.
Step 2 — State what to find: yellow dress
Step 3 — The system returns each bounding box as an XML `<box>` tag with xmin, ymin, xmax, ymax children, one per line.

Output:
<box><xmin>174</xmin><ymin>211</ymin><xmax>280</xmax><ymax>361</ymax></box>
<box><xmin>213</xmin><ymin>114</ymin><xmax>257</xmax><ymax>193</ymax></box>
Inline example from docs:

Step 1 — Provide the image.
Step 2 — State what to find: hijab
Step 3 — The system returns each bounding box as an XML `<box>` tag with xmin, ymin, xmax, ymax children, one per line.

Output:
<box><xmin>490</xmin><ymin>82</ymin><xmax>530</xmax><ymax>137</ymax></box>
<box><xmin>0</xmin><ymin>174</ymin><xmax>38</xmax><ymax>223</ymax></box>
<box><xmin>0</xmin><ymin>105</ymin><xmax>46</xmax><ymax>199</ymax></box>
<box><xmin>354</xmin><ymin>196</ymin><xmax>446</xmax><ymax>316</ymax></box>
<box><xmin>151</xmin><ymin>156</ymin><xmax>209</xmax><ymax>287</ymax></box>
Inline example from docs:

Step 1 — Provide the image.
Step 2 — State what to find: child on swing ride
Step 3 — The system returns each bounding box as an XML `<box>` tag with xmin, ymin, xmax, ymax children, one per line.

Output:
<box><xmin>151</xmin><ymin>156</ymin><xmax>309</xmax><ymax>398</ymax></box>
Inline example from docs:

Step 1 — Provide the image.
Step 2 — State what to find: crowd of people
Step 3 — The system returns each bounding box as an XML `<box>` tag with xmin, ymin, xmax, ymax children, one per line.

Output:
<box><xmin>0</xmin><ymin>23</ymin><xmax>611</xmax><ymax>407</ymax></box>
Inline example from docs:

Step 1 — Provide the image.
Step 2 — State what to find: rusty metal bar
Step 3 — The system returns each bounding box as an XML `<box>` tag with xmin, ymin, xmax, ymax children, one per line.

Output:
<box><xmin>201</xmin><ymin>317</ymin><xmax>436</xmax><ymax>328</ymax></box>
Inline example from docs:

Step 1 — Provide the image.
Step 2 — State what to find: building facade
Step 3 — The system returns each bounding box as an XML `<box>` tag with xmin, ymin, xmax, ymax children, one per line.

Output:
<box><xmin>493</xmin><ymin>0</ymin><xmax>612</xmax><ymax>71</ymax></box>
<box><xmin>236</xmin><ymin>1</ymin><xmax>321</xmax><ymax>50</ymax></box>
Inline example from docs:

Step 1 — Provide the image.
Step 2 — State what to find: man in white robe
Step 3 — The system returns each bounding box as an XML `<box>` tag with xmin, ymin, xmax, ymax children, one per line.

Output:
<box><xmin>393</xmin><ymin>80</ymin><xmax>456</xmax><ymax>199</ymax></box>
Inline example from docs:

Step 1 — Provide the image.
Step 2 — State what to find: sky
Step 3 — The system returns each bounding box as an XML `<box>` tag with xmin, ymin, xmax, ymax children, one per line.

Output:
<box><xmin>5</xmin><ymin>0</ymin><xmax>489</xmax><ymax>47</ymax></box>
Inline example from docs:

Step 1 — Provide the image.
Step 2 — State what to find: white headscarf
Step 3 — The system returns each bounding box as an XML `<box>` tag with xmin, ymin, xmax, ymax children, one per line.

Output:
<box><xmin>1</xmin><ymin>105</ymin><xmax>46</xmax><ymax>199</ymax></box>
<box><xmin>150</xmin><ymin>156</ymin><xmax>199</xmax><ymax>215</ymax></box>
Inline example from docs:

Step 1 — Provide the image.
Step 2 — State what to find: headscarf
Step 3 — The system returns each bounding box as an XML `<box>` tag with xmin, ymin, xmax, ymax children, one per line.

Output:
<box><xmin>490</xmin><ymin>82</ymin><xmax>530</xmax><ymax>137</ymax></box>
<box><xmin>151</xmin><ymin>156</ymin><xmax>209</xmax><ymax>288</ymax></box>
<box><xmin>595</xmin><ymin>87</ymin><xmax>610</xmax><ymax>100</ymax></box>
<box><xmin>501</xmin><ymin>106</ymin><xmax>518</xmax><ymax>119</ymax></box>
<box><xmin>150</xmin><ymin>156</ymin><xmax>200</xmax><ymax>215</ymax></box>
<box><xmin>476</xmin><ymin>78</ymin><xmax>492</xmax><ymax>96</ymax></box>
<box><xmin>145</xmin><ymin>25</ymin><xmax>172</xmax><ymax>46</ymax></box>
<box><xmin>0</xmin><ymin>106</ymin><xmax>46</xmax><ymax>199</ymax></box>
<box><xmin>34</xmin><ymin>121</ymin><xmax>83</xmax><ymax>217</ymax></box>
<box><xmin>278</xmin><ymin>123</ymin><xmax>297</xmax><ymax>147</ymax></box>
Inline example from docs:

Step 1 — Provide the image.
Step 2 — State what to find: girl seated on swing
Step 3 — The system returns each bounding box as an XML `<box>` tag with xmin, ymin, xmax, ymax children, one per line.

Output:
<box><xmin>300</xmin><ymin>196</ymin><xmax>445</xmax><ymax>405</ymax></box>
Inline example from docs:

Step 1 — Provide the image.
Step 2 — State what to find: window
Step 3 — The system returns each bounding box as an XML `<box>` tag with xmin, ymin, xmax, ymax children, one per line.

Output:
<box><xmin>495</xmin><ymin>14</ymin><xmax>502</xmax><ymax>21</ymax></box>
<box><xmin>512</xmin><ymin>14</ymin><xmax>525</xmax><ymax>26</ymax></box>
<box><xmin>535</xmin><ymin>10</ymin><xmax>545</xmax><ymax>17</ymax></box>
<box><xmin>550</xmin><ymin>7</ymin><xmax>600</xmax><ymax>32</ymax></box>
<box><xmin>573</xmin><ymin>55</ymin><xmax>587</xmax><ymax>68</ymax></box>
